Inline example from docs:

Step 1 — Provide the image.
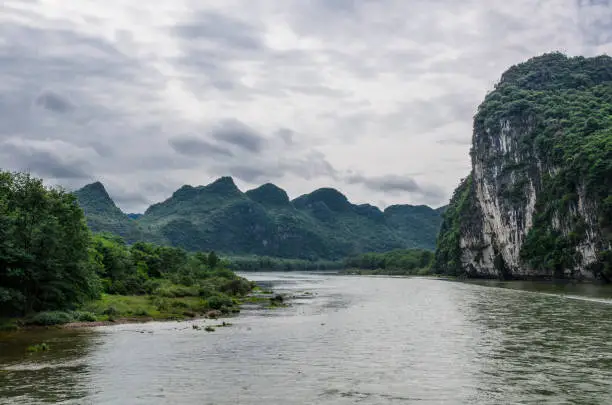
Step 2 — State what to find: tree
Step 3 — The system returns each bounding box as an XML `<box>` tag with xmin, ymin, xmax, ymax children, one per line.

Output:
<box><xmin>0</xmin><ymin>172</ymin><xmax>100</xmax><ymax>315</ymax></box>
<box><xmin>208</xmin><ymin>251</ymin><xmax>219</xmax><ymax>269</ymax></box>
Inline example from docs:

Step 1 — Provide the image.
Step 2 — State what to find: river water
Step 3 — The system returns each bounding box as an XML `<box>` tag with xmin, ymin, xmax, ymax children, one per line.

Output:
<box><xmin>1</xmin><ymin>273</ymin><xmax>612</xmax><ymax>404</ymax></box>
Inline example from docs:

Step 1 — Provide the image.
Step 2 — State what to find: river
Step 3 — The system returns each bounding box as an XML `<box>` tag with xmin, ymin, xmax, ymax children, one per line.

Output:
<box><xmin>1</xmin><ymin>273</ymin><xmax>612</xmax><ymax>404</ymax></box>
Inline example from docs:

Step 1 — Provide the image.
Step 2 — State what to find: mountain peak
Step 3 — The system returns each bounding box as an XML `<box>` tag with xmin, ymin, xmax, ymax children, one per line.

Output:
<box><xmin>293</xmin><ymin>187</ymin><xmax>352</xmax><ymax>212</ymax></box>
<box><xmin>246</xmin><ymin>183</ymin><xmax>290</xmax><ymax>207</ymax></box>
<box><xmin>75</xmin><ymin>181</ymin><xmax>113</xmax><ymax>204</ymax></box>
<box><xmin>74</xmin><ymin>181</ymin><xmax>122</xmax><ymax>216</ymax></box>
<box><xmin>384</xmin><ymin>204</ymin><xmax>434</xmax><ymax>215</ymax></box>
<box><xmin>205</xmin><ymin>176</ymin><xmax>240</xmax><ymax>195</ymax></box>
<box><xmin>80</xmin><ymin>181</ymin><xmax>108</xmax><ymax>195</ymax></box>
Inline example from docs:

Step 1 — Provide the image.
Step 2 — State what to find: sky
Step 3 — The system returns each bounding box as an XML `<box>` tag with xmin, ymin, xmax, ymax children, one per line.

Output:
<box><xmin>1</xmin><ymin>0</ymin><xmax>611</xmax><ymax>213</ymax></box>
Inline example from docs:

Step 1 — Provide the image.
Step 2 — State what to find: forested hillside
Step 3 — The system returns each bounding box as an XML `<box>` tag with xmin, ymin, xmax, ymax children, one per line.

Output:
<box><xmin>75</xmin><ymin>178</ymin><xmax>444</xmax><ymax>260</ymax></box>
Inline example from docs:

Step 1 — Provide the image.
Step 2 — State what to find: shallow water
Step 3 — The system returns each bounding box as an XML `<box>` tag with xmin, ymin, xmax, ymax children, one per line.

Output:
<box><xmin>1</xmin><ymin>273</ymin><xmax>612</xmax><ymax>404</ymax></box>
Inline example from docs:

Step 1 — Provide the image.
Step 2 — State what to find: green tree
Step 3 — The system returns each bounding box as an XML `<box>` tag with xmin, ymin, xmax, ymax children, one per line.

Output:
<box><xmin>0</xmin><ymin>171</ymin><xmax>99</xmax><ymax>315</ymax></box>
<box><xmin>208</xmin><ymin>251</ymin><xmax>219</xmax><ymax>268</ymax></box>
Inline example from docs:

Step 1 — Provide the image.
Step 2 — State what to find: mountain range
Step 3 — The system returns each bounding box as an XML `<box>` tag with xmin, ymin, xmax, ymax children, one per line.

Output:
<box><xmin>75</xmin><ymin>177</ymin><xmax>445</xmax><ymax>260</ymax></box>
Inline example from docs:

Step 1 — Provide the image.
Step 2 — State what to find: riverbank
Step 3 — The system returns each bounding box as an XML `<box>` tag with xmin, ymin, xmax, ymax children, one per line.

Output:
<box><xmin>0</xmin><ymin>286</ymin><xmax>290</xmax><ymax>332</ymax></box>
<box><xmin>340</xmin><ymin>267</ymin><xmax>432</xmax><ymax>276</ymax></box>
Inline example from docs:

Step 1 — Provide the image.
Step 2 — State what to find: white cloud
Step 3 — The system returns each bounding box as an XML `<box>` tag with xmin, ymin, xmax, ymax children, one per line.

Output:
<box><xmin>0</xmin><ymin>0</ymin><xmax>611</xmax><ymax>212</ymax></box>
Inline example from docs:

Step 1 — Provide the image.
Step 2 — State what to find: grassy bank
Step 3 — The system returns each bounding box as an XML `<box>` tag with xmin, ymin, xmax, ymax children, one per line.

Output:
<box><xmin>0</xmin><ymin>283</ymin><xmax>294</xmax><ymax>332</ymax></box>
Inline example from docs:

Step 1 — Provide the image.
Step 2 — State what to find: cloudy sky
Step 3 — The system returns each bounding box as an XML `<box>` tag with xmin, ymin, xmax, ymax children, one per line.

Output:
<box><xmin>1</xmin><ymin>0</ymin><xmax>611</xmax><ymax>212</ymax></box>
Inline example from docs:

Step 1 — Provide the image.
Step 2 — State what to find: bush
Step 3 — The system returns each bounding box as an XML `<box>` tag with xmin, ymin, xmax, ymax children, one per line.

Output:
<box><xmin>170</xmin><ymin>300</ymin><xmax>189</xmax><ymax>309</ymax></box>
<box><xmin>102</xmin><ymin>306</ymin><xmax>119</xmax><ymax>316</ymax></box>
<box><xmin>152</xmin><ymin>297</ymin><xmax>170</xmax><ymax>311</ymax></box>
<box><xmin>142</xmin><ymin>279</ymin><xmax>162</xmax><ymax>294</ymax></box>
<box><xmin>198</xmin><ymin>284</ymin><xmax>216</xmax><ymax>298</ymax></box>
<box><xmin>28</xmin><ymin>311</ymin><xmax>74</xmax><ymax>326</ymax></box>
<box><xmin>27</xmin><ymin>343</ymin><xmax>49</xmax><ymax>352</ymax></box>
<box><xmin>220</xmin><ymin>278</ymin><xmax>254</xmax><ymax>296</ymax></box>
<box><xmin>73</xmin><ymin>311</ymin><xmax>97</xmax><ymax>322</ymax></box>
<box><xmin>133</xmin><ymin>308</ymin><xmax>150</xmax><ymax>317</ymax></box>
<box><xmin>206</xmin><ymin>294</ymin><xmax>233</xmax><ymax>310</ymax></box>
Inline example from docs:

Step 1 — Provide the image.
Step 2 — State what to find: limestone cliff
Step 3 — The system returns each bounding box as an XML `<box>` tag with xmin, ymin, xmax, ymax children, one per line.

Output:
<box><xmin>433</xmin><ymin>53</ymin><xmax>612</xmax><ymax>280</ymax></box>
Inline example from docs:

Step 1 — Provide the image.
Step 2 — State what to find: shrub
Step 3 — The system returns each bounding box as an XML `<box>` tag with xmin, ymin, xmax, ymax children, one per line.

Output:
<box><xmin>27</xmin><ymin>343</ymin><xmax>49</xmax><ymax>352</ymax></box>
<box><xmin>133</xmin><ymin>308</ymin><xmax>150</xmax><ymax>317</ymax></box>
<box><xmin>206</xmin><ymin>294</ymin><xmax>233</xmax><ymax>310</ymax></box>
<box><xmin>220</xmin><ymin>278</ymin><xmax>254</xmax><ymax>296</ymax></box>
<box><xmin>102</xmin><ymin>306</ymin><xmax>119</xmax><ymax>316</ymax></box>
<box><xmin>152</xmin><ymin>297</ymin><xmax>169</xmax><ymax>311</ymax></box>
<box><xmin>170</xmin><ymin>300</ymin><xmax>189</xmax><ymax>309</ymax></box>
<box><xmin>73</xmin><ymin>311</ymin><xmax>97</xmax><ymax>322</ymax></box>
<box><xmin>198</xmin><ymin>285</ymin><xmax>215</xmax><ymax>298</ymax></box>
<box><xmin>28</xmin><ymin>311</ymin><xmax>74</xmax><ymax>326</ymax></box>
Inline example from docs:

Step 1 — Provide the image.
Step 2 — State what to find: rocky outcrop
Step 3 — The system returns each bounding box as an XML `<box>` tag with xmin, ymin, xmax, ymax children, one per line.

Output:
<box><xmin>434</xmin><ymin>53</ymin><xmax>612</xmax><ymax>280</ymax></box>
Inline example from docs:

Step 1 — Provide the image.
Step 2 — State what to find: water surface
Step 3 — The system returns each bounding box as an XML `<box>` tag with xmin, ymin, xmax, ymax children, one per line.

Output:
<box><xmin>1</xmin><ymin>273</ymin><xmax>612</xmax><ymax>404</ymax></box>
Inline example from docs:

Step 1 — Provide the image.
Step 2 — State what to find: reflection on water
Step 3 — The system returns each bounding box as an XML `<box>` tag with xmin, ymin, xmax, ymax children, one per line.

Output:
<box><xmin>1</xmin><ymin>273</ymin><xmax>612</xmax><ymax>404</ymax></box>
<box><xmin>0</xmin><ymin>328</ymin><xmax>97</xmax><ymax>404</ymax></box>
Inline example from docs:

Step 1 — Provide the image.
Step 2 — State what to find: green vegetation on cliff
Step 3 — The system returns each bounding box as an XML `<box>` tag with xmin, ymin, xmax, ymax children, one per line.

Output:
<box><xmin>432</xmin><ymin>176</ymin><xmax>475</xmax><ymax>276</ymax></box>
<box><xmin>434</xmin><ymin>53</ymin><xmax>612</xmax><ymax>279</ymax></box>
<box><xmin>480</xmin><ymin>53</ymin><xmax>612</xmax><ymax>277</ymax></box>
<box><xmin>76</xmin><ymin>178</ymin><xmax>443</xmax><ymax>260</ymax></box>
<box><xmin>74</xmin><ymin>182</ymin><xmax>160</xmax><ymax>244</ymax></box>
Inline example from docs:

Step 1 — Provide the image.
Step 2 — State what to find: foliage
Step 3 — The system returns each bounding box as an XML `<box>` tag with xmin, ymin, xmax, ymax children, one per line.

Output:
<box><xmin>27</xmin><ymin>311</ymin><xmax>75</xmax><ymax>326</ymax></box>
<box><xmin>432</xmin><ymin>176</ymin><xmax>475</xmax><ymax>276</ymax></box>
<box><xmin>0</xmin><ymin>171</ymin><xmax>100</xmax><ymax>316</ymax></box>
<box><xmin>344</xmin><ymin>249</ymin><xmax>434</xmax><ymax>275</ymax></box>
<box><xmin>74</xmin><ymin>182</ymin><xmax>161</xmax><ymax>244</ymax></box>
<box><xmin>435</xmin><ymin>53</ymin><xmax>612</xmax><ymax>278</ymax></box>
<box><xmin>0</xmin><ymin>171</ymin><xmax>254</xmax><ymax>322</ymax></box>
<box><xmin>26</xmin><ymin>343</ymin><xmax>49</xmax><ymax>352</ymax></box>
<box><xmin>76</xmin><ymin>177</ymin><xmax>443</xmax><ymax>260</ymax></box>
<box><xmin>227</xmin><ymin>255</ymin><xmax>343</xmax><ymax>271</ymax></box>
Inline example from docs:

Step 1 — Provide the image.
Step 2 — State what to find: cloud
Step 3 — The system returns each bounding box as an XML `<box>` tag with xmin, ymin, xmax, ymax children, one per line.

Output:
<box><xmin>169</xmin><ymin>135</ymin><xmax>234</xmax><ymax>157</ymax></box>
<box><xmin>34</xmin><ymin>90</ymin><xmax>74</xmax><ymax>113</ymax></box>
<box><xmin>211</xmin><ymin>119</ymin><xmax>267</xmax><ymax>152</ymax></box>
<box><xmin>217</xmin><ymin>150</ymin><xmax>337</xmax><ymax>183</ymax></box>
<box><xmin>172</xmin><ymin>11</ymin><xmax>264</xmax><ymax>50</ymax></box>
<box><xmin>346</xmin><ymin>173</ymin><xmax>446</xmax><ymax>201</ymax></box>
<box><xmin>277</xmin><ymin>128</ymin><xmax>295</xmax><ymax>145</ymax></box>
<box><xmin>1</xmin><ymin>0</ymin><xmax>611</xmax><ymax>212</ymax></box>
<box><xmin>0</xmin><ymin>138</ymin><xmax>95</xmax><ymax>179</ymax></box>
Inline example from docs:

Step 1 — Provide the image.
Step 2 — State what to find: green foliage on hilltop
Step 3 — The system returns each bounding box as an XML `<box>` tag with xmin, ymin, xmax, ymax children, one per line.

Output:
<box><xmin>74</xmin><ymin>182</ymin><xmax>161</xmax><ymax>244</ymax></box>
<box><xmin>77</xmin><ymin>178</ymin><xmax>444</xmax><ymax>260</ymax></box>
<box><xmin>434</xmin><ymin>53</ymin><xmax>612</xmax><ymax>278</ymax></box>
<box><xmin>477</xmin><ymin>53</ymin><xmax>612</xmax><ymax>277</ymax></box>
<box><xmin>344</xmin><ymin>248</ymin><xmax>435</xmax><ymax>275</ymax></box>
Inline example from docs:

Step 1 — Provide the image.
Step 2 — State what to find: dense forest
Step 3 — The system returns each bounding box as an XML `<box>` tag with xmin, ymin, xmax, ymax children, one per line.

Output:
<box><xmin>75</xmin><ymin>178</ymin><xmax>444</xmax><ymax>260</ymax></box>
<box><xmin>434</xmin><ymin>53</ymin><xmax>612</xmax><ymax>279</ymax></box>
<box><xmin>344</xmin><ymin>249</ymin><xmax>434</xmax><ymax>275</ymax></box>
<box><xmin>0</xmin><ymin>171</ymin><xmax>253</xmax><ymax>327</ymax></box>
<box><xmin>227</xmin><ymin>256</ymin><xmax>343</xmax><ymax>271</ymax></box>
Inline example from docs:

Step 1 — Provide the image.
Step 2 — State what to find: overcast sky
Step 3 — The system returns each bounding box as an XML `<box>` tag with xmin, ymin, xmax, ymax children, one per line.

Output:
<box><xmin>1</xmin><ymin>0</ymin><xmax>611</xmax><ymax>212</ymax></box>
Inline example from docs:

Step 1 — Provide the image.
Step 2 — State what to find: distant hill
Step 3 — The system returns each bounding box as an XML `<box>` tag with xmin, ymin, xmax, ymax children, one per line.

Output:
<box><xmin>73</xmin><ymin>182</ymin><xmax>160</xmax><ymax>244</ymax></box>
<box><xmin>74</xmin><ymin>177</ymin><xmax>444</xmax><ymax>260</ymax></box>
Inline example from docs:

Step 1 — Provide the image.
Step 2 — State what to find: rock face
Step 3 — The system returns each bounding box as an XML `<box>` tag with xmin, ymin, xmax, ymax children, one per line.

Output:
<box><xmin>434</xmin><ymin>53</ymin><xmax>612</xmax><ymax>280</ymax></box>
